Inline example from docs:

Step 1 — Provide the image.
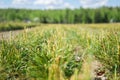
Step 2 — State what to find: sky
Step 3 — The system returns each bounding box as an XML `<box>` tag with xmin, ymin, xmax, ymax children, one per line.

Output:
<box><xmin>0</xmin><ymin>0</ymin><xmax>120</xmax><ymax>9</ymax></box>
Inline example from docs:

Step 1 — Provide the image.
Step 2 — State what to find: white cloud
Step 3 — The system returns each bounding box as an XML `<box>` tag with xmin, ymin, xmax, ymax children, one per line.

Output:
<box><xmin>63</xmin><ymin>3</ymin><xmax>75</xmax><ymax>9</ymax></box>
<box><xmin>12</xmin><ymin>0</ymin><xmax>31</xmax><ymax>5</ymax></box>
<box><xmin>11</xmin><ymin>0</ymin><xmax>76</xmax><ymax>9</ymax></box>
<box><xmin>45</xmin><ymin>2</ymin><xmax>75</xmax><ymax>9</ymax></box>
<box><xmin>34</xmin><ymin>0</ymin><xmax>75</xmax><ymax>9</ymax></box>
<box><xmin>80</xmin><ymin>0</ymin><xmax>108</xmax><ymax>8</ymax></box>
<box><xmin>34</xmin><ymin>0</ymin><xmax>63</xmax><ymax>5</ymax></box>
<box><xmin>46</xmin><ymin>5</ymin><xmax>55</xmax><ymax>9</ymax></box>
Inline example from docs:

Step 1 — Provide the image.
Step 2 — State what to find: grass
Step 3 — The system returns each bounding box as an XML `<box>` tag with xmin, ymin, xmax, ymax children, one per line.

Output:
<box><xmin>0</xmin><ymin>22</ymin><xmax>39</xmax><ymax>32</ymax></box>
<box><xmin>0</xmin><ymin>23</ymin><xmax>120</xmax><ymax>80</ymax></box>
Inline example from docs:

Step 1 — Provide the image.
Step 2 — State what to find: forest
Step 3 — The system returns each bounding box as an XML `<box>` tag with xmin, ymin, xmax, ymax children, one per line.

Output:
<box><xmin>0</xmin><ymin>7</ymin><xmax>120</xmax><ymax>23</ymax></box>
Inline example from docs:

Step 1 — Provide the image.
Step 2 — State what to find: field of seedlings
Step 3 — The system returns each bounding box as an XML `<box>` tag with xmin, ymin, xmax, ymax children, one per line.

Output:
<box><xmin>0</xmin><ymin>23</ymin><xmax>120</xmax><ymax>80</ymax></box>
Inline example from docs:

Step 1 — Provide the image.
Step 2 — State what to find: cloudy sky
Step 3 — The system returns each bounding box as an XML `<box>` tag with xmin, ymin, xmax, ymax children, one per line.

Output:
<box><xmin>0</xmin><ymin>0</ymin><xmax>120</xmax><ymax>9</ymax></box>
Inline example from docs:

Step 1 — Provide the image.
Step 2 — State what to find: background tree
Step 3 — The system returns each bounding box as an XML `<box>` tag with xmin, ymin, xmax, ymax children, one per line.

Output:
<box><xmin>0</xmin><ymin>7</ymin><xmax>120</xmax><ymax>23</ymax></box>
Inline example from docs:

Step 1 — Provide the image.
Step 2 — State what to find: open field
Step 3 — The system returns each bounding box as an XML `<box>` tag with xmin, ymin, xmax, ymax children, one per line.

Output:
<box><xmin>0</xmin><ymin>23</ymin><xmax>120</xmax><ymax>80</ymax></box>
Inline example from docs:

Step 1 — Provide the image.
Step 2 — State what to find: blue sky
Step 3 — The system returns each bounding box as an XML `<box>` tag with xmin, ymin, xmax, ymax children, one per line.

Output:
<box><xmin>0</xmin><ymin>0</ymin><xmax>119</xmax><ymax>9</ymax></box>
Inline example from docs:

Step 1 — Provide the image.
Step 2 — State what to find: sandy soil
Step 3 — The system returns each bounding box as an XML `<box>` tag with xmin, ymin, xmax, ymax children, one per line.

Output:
<box><xmin>0</xmin><ymin>30</ymin><xmax>24</xmax><ymax>40</ymax></box>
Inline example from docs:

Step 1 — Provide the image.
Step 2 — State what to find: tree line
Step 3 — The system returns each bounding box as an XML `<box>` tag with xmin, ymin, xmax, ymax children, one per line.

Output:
<box><xmin>0</xmin><ymin>7</ymin><xmax>120</xmax><ymax>23</ymax></box>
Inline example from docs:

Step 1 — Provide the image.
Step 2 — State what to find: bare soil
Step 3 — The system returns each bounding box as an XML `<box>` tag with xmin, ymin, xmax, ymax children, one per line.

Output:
<box><xmin>0</xmin><ymin>30</ymin><xmax>24</xmax><ymax>40</ymax></box>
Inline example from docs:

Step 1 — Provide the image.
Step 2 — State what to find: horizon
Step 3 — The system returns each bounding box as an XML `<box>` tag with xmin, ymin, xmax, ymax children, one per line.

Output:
<box><xmin>0</xmin><ymin>0</ymin><xmax>120</xmax><ymax>10</ymax></box>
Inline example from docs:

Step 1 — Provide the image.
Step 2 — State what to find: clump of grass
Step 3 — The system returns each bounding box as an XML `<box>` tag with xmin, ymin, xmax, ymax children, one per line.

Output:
<box><xmin>0</xmin><ymin>26</ymin><xmax>84</xmax><ymax>80</ymax></box>
<box><xmin>90</xmin><ymin>31</ymin><xmax>120</xmax><ymax>80</ymax></box>
<box><xmin>0</xmin><ymin>22</ymin><xmax>38</xmax><ymax>31</ymax></box>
